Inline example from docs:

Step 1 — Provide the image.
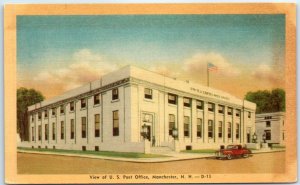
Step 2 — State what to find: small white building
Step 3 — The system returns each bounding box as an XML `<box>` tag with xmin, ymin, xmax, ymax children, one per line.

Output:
<box><xmin>25</xmin><ymin>65</ymin><xmax>256</xmax><ymax>153</ymax></box>
<box><xmin>255</xmin><ymin>112</ymin><xmax>285</xmax><ymax>146</ymax></box>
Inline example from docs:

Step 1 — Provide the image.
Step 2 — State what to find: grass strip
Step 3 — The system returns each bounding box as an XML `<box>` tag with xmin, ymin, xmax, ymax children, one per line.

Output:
<box><xmin>181</xmin><ymin>149</ymin><xmax>216</xmax><ymax>154</ymax></box>
<box><xmin>17</xmin><ymin>147</ymin><xmax>169</xmax><ymax>158</ymax></box>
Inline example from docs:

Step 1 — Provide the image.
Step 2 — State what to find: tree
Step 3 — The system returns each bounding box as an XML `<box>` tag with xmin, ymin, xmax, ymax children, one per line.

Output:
<box><xmin>244</xmin><ymin>88</ymin><xmax>285</xmax><ymax>114</ymax></box>
<box><xmin>17</xmin><ymin>87</ymin><xmax>44</xmax><ymax>141</ymax></box>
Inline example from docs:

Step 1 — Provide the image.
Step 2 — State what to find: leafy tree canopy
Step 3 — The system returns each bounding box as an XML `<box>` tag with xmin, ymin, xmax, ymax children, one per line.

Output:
<box><xmin>244</xmin><ymin>88</ymin><xmax>285</xmax><ymax>114</ymax></box>
<box><xmin>17</xmin><ymin>87</ymin><xmax>44</xmax><ymax>141</ymax></box>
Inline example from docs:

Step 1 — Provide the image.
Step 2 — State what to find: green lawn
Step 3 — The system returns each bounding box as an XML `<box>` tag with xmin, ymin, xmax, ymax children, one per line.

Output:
<box><xmin>17</xmin><ymin>147</ymin><xmax>168</xmax><ymax>158</ymax></box>
<box><xmin>181</xmin><ymin>149</ymin><xmax>216</xmax><ymax>154</ymax></box>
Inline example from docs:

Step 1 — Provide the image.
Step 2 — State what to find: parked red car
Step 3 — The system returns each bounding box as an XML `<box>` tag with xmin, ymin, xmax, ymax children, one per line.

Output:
<box><xmin>215</xmin><ymin>144</ymin><xmax>251</xmax><ymax>160</ymax></box>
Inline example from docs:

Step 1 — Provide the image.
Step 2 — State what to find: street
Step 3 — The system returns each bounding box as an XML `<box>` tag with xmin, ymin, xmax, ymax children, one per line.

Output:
<box><xmin>17</xmin><ymin>152</ymin><xmax>285</xmax><ymax>174</ymax></box>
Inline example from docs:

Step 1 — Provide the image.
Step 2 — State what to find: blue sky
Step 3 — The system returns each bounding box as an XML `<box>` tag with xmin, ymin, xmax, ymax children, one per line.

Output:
<box><xmin>17</xmin><ymin>14</ymin><xmax>286</xmax><ymax>98</ymax></box>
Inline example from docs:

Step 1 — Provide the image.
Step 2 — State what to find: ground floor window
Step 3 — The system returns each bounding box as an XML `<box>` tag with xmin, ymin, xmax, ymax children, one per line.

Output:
<box><xmin>113</xmin><ymin>111</ymin><xmax>119</xmax><ymax>136</ymax></box>
<box><xmin>218</xmin><ymin>121</ymin><xmax>223</xmax><ymax>138</ymax></box>
<box><xmin>184</xmin><ymin>116</ymin><xmax>190</xmax><ymax>137</ymax></box>
<box><xmin>38</xmin><ymin>125</ymin><xmax>41</xmax><ymax>141</ymax></box>
<box><xmin>169</xmin><ymin>114</ymin><xmax>175</xmax><ymax>136</ymax></box>
<box><xmin>82</xmin><ymin>117</ymin><xmax>87</xmax><ymax>138</ymax></box>
<box><xmin>95</xmin><ymin>114</ymin><xmax>100</xmax><ymax>137</ymax></box>
<box><xmin>31</xmin><ymin>127</ymin><xmax>35</xmax><ymax>141</ymax></box>
<box><xmin>52</xmin><ymin>122</ymin><xmax>56</xmax><ymax>140</ymax></box>
<box><xmin>45</xmin><ymin>124</ymin><xmax>49</xmax><ymax>140</ymax></box>
<box><xmin>228</xmin><ymin>122</ymin><xmax>232</xmax><ymax>139</ymax></box>
<box><xmin>61</xmin><ymin>121</ymin><xmax>65</xmax><ymax>139</ymax></box>
<box><xmin>236</xmin><ymin>123</ymin><xmax>240</xmax><ymax>139</ymax></box>
<box><xmin>208</xmin><ymin>120</ymin><xmax>213</xmax><ymax>138</ymax></box>
<box><xmin>197</xmin><ymin>118</ymin><xmax>202</xmax><ymax>138</ymax></box>
<box><xmin>70</xmin><ymin>119</ymin><xmax>75</xmax><ymax>139</ymax></box>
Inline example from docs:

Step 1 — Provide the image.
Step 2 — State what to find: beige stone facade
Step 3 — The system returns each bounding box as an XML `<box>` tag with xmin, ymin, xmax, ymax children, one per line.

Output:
<box><xmin>25</xmin><ymin>66</ymin><xmax>256</xmax><ymax>153</ymax></box>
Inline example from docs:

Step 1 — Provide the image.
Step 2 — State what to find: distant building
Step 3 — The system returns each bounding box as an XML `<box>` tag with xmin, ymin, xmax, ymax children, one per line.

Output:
<box><xmin>255</xmin><ymin>112</ymin><xmax>285</xmax><ymax>145</ymax></box>
<box><xmin>24</xmin><ymin>66</ymin><xmax>256</xmax><ymax>153</ymax></box>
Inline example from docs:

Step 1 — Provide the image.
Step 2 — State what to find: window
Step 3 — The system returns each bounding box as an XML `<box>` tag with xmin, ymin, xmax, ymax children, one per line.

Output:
<box><xmin>52</xmin><ymin>122</ymin><xmax>56</xmax><ymax>140</ymax></box>
<box><xmin>197</xmin><ymin>118</ymin><xmax>202</xmax><ymax>137</ymax></box>
<box><xmin>265</xmin><ymin>116</ymin><xmax>272</xmax><ymax>119</ymax></box>
<box><xmin>168</xmin><ymin>93</ymin><xmax>177</xmax><ymax>105</ymax></box>
<box><xmin>208</xmin><ymin>120</ymin><xmax>213</xmax><ymax>138</ymax></box>
<box><xmin>81</xmin><ymin>98</ymin><xmax>86</xmax><ymax>109</ymax></box>
<box><xmin>38</xmin><ymin>125</ymin><xmax>41</xmax><ymax>140</ymax></box>
<box><xmin>227</xmin><ymin>107</ymin><xmax>233</xmax><ymax>115</ymax></box>
<box><xmin>45</xmin><ymin>124</ymin><xmax>49</xmax><ymax>140</ymax></box>
<box><xmin>228</xmin><ymin>122</ymin><xmax>232</xmax><ymax>138</ymax></box>
<box><xmin>236</xmin><ymin>109</ymin><xmax>240</xmax><ymax>117</ymax></box>
<box><xmin>183</xmin><ymin>97</ymin><xmax>191</xmax><ymax>107</ymax></box>
<box><xmin>82</xmin><ymin>117</ymin><xmax>87</xmax><ymax>138</ymax></box>
<box><xmin>31</xmin><ymin>114</ymin><xmax>34</xmax><ymax>122</ymax></box>
<box><xmin>70</xmin><ymin>101</ymin><xmax>75</xmax><ymax>111</ymax></box>
<box><xmin>38</xmin><ymin>112</ymin><xmax>42</xmax><ymax>120</ymax></box>
<box><xmin>113</xmin><ymin>111</ymin><xmax>119</xmax><ymax>136</ymax></box>
<box><xmin>70</xmin><ymin>119</ymin><xmax>75</xmax><ymax>139</ymax></box>
<box><xmin>218</xmin><ymin>121</ymin><xmax>223</xmax><ymax>138</ymax></box>
<box><xmin>184</xmin><ymin>116</ymin><xmax>190</xmax><ymax>137</ymax></box>
<box><xmin>236</xmin><ymin>123</ymin><xmax>240</xmax><ymax>139</ymax></box>
<box><xmin>169</xmin><ymin>114</ymin><xmax>175</xmax><ymax>136</ymax></box>
<box><xmin>248</xmin><ymin>111</ymin><xmax>251</xmax><ymax>118</ymax></box>
<box><xmin>94</xmin><ymin>94</ymin><xmax>100</xmax><ymax>105</ymax></box>
<box><xmin>144</xmin><ymin>88</ymin><xmax>152</xmax><ymax>99</ymax></box>
<box><xmin>52</xmin><ymin>108</ymin><xmax>56</xmax><ymax>116</ymax></box>
<box><xmin>218</xmin><ymin>105</ymin><xmax>224</xmax><ymax>114</ymax></box>
<box><xmin>31</xmin><ymin>127</ymin><xmax>35</xmax><ymax>141</ymax></box>
<box><xmin>112</xmin><ymin>88</ymin><xmax>119</xmax><ymax>100</ymax></box>
<box><xmin>60</xmin><ymin>105</ymin><xmax>65</xmax><ymax>114</ymax></box>
<box><xmin>265</xmin><ymin>130</ymin><xmax>271</xmax><ymax>140</ymax></box>
<box><xmin>208</xmin><ymin>103</ymin><xmax>214</xmax><ymax>112</ymax></box>
<box><xmin>44</xmin><ymin>110</ymin><xmax>48</xmax><ymax>118</ymax></box>
<box><xmin>282</xmin><ymin>132</ymin><xmax>285</xmax><ymax>140</ymax></box>
<box><xmin>283</xmin><ymin>120</ymin><xmax>284</xmax><ymax>126</ymax></box>
<box><xmin>95</xmin><ymin>114</ymin><xmax>100</xmax><ymax>137</ymax></box>
<box><xmin>196</xmin><ymin>100</ymin><xmax>203</xmax><ymax>110</ymax></box>
<box><xmin>266</xmin><ymin>121</ymin><xmax>271</xmax><ymax>127</ymax></box>
<box><xmin>61</xmin><ymin>121</ymin><xmax>65</xmax><ymax>139</ymax></box>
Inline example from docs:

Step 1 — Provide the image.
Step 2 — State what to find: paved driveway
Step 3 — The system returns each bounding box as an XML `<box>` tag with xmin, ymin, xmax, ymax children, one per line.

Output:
<box><xmin>17</xmin><ymin>151</ymin><xmax>285</xmax><ymax>174</ymax></box>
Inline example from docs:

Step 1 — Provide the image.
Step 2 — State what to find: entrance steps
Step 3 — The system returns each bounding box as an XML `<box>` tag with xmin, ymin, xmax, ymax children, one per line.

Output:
<box><xmin>150</xmin><ymin>146</ymin><xmax>173</xmax><ymax>154</ymax></box>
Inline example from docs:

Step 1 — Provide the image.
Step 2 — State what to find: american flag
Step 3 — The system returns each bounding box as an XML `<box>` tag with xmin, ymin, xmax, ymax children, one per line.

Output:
<box><xmin>208</xmin><ymin>63</ymin><xmax>218</xmax><ymax>72</ymax></box>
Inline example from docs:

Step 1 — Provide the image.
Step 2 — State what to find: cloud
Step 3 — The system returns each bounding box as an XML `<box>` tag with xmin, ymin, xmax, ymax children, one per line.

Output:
<box><xmin>33</xmin><ymin>49</ymin><xmax>117</xmax><ymax>93</ymax></box>
<box><xmin>252</xmin><ymin>64</ymin><xmax>281</xmax><ymax>84</ymax></box>
<box><xmin>183</xmin><ymin>52</ymin><xmax>241</xmax><ymax>77</ymax></box>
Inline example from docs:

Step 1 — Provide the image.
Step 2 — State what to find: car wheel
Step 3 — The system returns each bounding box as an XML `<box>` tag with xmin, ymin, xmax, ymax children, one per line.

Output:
<box><xmin>227</xmin><ymin>154</ymin><xmax>232</xmax><ymax>160</ymax></box>
<box><xmin>243</xmin><ymin>154</ymin><xmax>249</xmax><ymax>158</ymax></box>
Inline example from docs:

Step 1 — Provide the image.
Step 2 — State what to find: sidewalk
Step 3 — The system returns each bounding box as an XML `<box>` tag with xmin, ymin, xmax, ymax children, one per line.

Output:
<box><xmin>17</xmin><ymin>148</ymin><xmax>285</xmax><ymax>163</ymax></box>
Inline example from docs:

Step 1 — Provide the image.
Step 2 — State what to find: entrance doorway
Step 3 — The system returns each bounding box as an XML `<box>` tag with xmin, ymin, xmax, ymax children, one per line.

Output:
<box><xmin>141</xmin><ymin>112</ymin><xmax>155</xmax><ymax>145</ymax></box>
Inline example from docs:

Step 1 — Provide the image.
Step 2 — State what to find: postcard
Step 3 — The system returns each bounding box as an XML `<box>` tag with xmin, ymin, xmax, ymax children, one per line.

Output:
<box><xmin>4</xmin><ymin>3</ymin><xmax>296</xmax><ymax>184</ymax></box>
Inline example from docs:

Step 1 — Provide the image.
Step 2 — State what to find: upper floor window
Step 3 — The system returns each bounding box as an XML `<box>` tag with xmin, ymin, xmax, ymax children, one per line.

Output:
<box><xmin>81</xmin><ymin>98</ymin><xmax>86</xmax><ymax>109</ymax></box>
<box><xmin>112</xmin><ymin>88</ymin><xmax>119</xmax><ymax>100</ymax></box>
<box><xmin>168</xmin><ymin>93</ymin><xmax>177</xmax><ymax>105</ymax></box>
<box><xmin>236</xmin><ymin>109</ymin><xmax>241</xmax><ymax>117</ymax></box>
<box><xmin>144</xmin><ymin>88</ymin><xmax>152</xmax><ymax>99</ymax></box>
<box><xmin>94</xmin><ymin>94</ymin><xmax>100</xmax><ymax>105</ymax></box>
<box><xmin>52</xmin><ymin>108</ymin><xmax>56</xmax><ymax>116</ymax></box>
<box><xmin>38</xmin><ymin>112</ymin><xmax>42</xmax><ymax>120</ymax></box>
<box><xmin>183</xmin><ymin>97</ymin><xmax>191</xmax><ymax>107</ymax></box>
<box><xmin>44</xmin><ymin>110</ymin><xmax>48</xmax><ymax>118</ymax></box>
<box><xmin>60</xmin><ymin>105</ymin><xmax>65</xmax><ymax>114</ymax></box>
<box><xmin>227</xmin><ymin>107</ymin><xmax>233</xmax><ymax>115</ymax></box>
<box><xmin>208</xmin><ymin>103</ymin><xmax>214</xmax><ymax>112</ymax></box>
<box><xmin>218</xmin><ymin>105</ymin><xmax>224</xmax><ymax>114</ymax></box>
<box><xmin>196</xmin><ymin>100</ymin><xmax>203</xmax><ymax>110</ymax></box>
<box><xmin>70</xmin><ymin>101</ymin><xmax>75</xmax><ymax>111</ymax></box>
